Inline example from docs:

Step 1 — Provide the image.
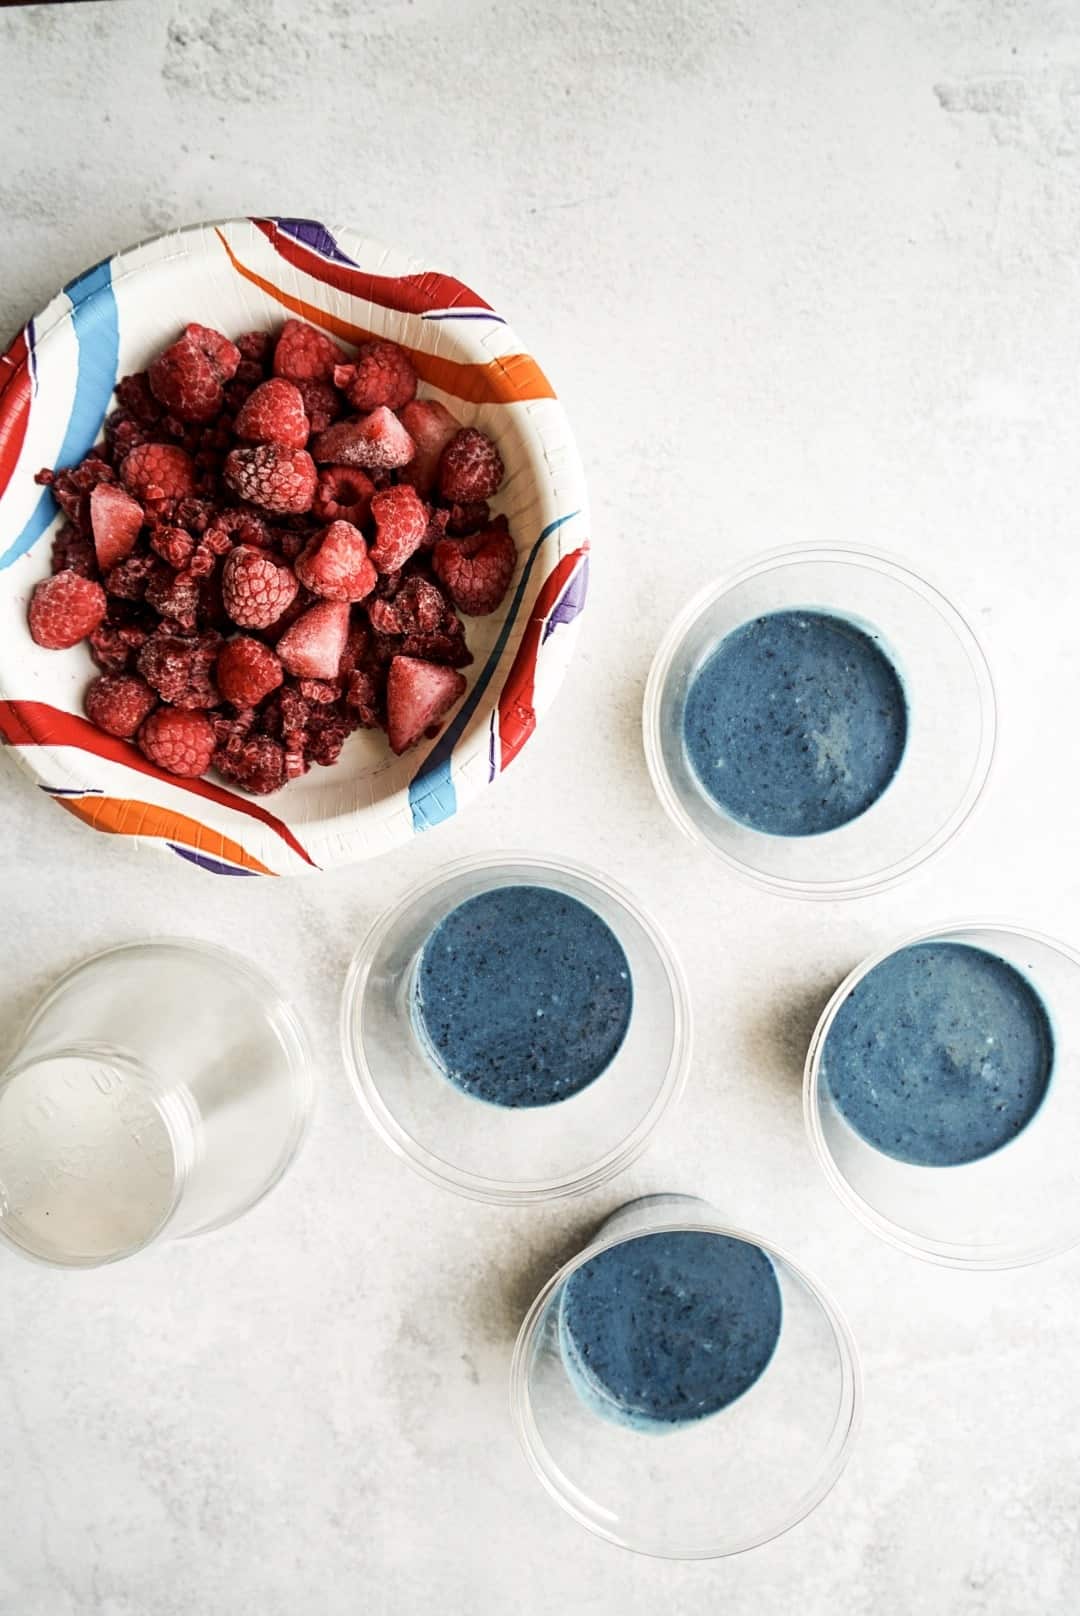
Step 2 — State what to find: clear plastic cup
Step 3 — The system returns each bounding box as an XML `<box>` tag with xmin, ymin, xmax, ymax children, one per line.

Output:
<box><xmin>0</xmin><ymin>940</ymin><xmax>313</xmax><ymax>1267</ymax></box>
<box><xmin>510</xmin><ymin>1195</ymin><xmax>861</xmax><ymax>1558</ymax></box>
<box><xmin>805</xmin><ymin>923</ymin><xmax>1080</xmax><ymax>1268</ymax></box>
<box><xmin>341</xmin><ymin>855</ymin><xmax>692</xmax><ymax>1204</ymax></box>
<box><xmin>643</xmin><ymin>546</ymin><xmax>996</xmax><ymax>900</ymax></box>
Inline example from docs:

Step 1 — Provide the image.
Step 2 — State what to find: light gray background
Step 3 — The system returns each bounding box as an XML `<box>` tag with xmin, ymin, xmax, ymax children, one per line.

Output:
<box><xmin>2</xmin><ymin>0</ymin><xmax>1079</xmax><ymax>1611</ymax></box>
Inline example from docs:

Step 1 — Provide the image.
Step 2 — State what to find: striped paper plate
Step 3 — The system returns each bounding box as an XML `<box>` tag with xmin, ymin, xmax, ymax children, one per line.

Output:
<box><xmin>0</xmin><ymin>219</ymin><xmax>589</xmax><ymax>876</ymax></box>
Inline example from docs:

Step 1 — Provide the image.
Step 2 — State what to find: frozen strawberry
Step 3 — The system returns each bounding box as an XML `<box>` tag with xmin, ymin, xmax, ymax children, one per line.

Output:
<box><xmin>137</xmin><ymin>630</ymin><xmax>221</xmax><ymax>708</ymax></box>
<box><xmin>222</xmin><ymin>546</ymin><xmax>298</xmax><ymax>630</ymax></box>
<box><xmin>386</xmin><ymin>655</ymin><xmax>467</xmax><ymax>755</ymax></box>
<box><xmin>294</xmin><ymin>520</ymin><xmax>377</xmax><ymax>602</ymax></box>
<box><xmin>273</xmin><ymin>318</ymin><xmax>348</xmax><ymax>384</ymax></box>
<box><xmin>294</xmin><ymin>378</ymin><xmax>342</xmax><ymax>434</ymax></box>
<box><xmin>138</xmin><ymin>707</ymin><xmax>215</xmax><ymax>777</ymax></box>
<box><xmin>149</xmin><ymin>333</ymin><xmax>224</xmax><ymax>423</ymax></box>
<box><xmin>84</xmin><ymin>673</ymin><xmax>157</xmax><ymax>738</ymax></box>
<box><xmin>214</xmin><ymin>734</ymin><xmax>285</xmax><ymax>795</ymax></box>
<box><xmin>333</xmin><ymin>340</ymin><xmax>416</xmax><ymax>413</ymax></box>
<box><xmin>216</xmin><ymin>637</ymin><xmax>284</xmax><ymax>707</ymax></box>
<box><xmin>183</xmin><ymin>323</ymin><xmax>241</xmax><ymax>382</ymax></box>
<box><xmin>437</xmin><ymin>427</ymin><xmax>505</xmax><ymax>502</ymax></box>
<box><xmin>368</xmin><ymin>485</ymin><xmax>428</xmax><ymax>573</ymax></box>
<box><xmin>234</xmin><ymin>378</ymin><xmax>309</xmax><ymax>449</ymax></box>
<box><xmin>28</xmin><ymin>570</ymin><xmax>107</xmax><ymax>649</ymax></box>
<box><xmin>310</xmin><ymin>407</ymin><xmax>415</xmax><ymax>472</ymax></box>
<box><xmin>432</xmin><ymin>517</ymin><xmax>516</xmax><ymax>616</ymax></box>
<box><xmin>276</xmin><ymin>599</ymin><xmax>350</xmax><ymax>679</ymax></box>
<box><xmin>145</xmin><ymin>564</ymin><xmax>200</xmax><ymax>629</ymax></box>
<box><xmin>312</xmin><ymin>465</ymin><xmax>375</xmax><ymax>526</ymax></box>
<box><xmin>120</xmin><ymin>443</ymin><xmax>197</xmax><ymax>502</ymax></box>
<box><xmin>223</xmin><ymin>443</ymin><xmax>316</xmax><ymax>514</ymax></box>
<box><xmin>398</xmin><ymin>399</ymin><xmax>461</xmax><ymax>495</ymax></box>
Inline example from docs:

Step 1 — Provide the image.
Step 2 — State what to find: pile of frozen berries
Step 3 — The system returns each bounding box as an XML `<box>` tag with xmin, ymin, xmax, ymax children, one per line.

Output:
<box><xmin>27</xmin><ymin>319</ymin><xmax>517</xmax><ymax>795</ymax></box>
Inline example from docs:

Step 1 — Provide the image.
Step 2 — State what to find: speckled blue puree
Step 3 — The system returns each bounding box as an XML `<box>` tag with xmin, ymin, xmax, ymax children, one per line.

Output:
<box><xmin>413</xmin><ymin>885</ymin><xmax>633</xmax><ymax>1108</ymax></box>
<box><xmin>822</xmin><ymin>943</ymin><xmax>1054</xmax><ymax>1167</ymax></box>
<box><xmin>682</xmin><ymin>610</ymin><xmax>907</xmax><ymax>836</ymax></box>
<box><xmin>558</xmin><ymin>1231</ymin><xmax>783</xmax><ymax>1431</ymax></box>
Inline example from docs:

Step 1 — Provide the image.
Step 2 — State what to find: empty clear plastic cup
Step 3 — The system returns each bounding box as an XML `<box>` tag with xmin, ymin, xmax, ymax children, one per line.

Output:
<box><xmin>0</xmin><ymin>940</ymin><xmax>313</xmax><ymax>1267</ymax></box>
<box><xmin>341</xmin><ymin>855</ymin><xmax>692</xmax><ymax>1204</ymax></box>
<box><xmin>643</xmin><ymin>547</ymin><xmax>996</xmax><ymax>899</ymax></box>
<box><xmin>805</xmin><ymin>923</ymin><xmax>1080</xmax><ymax>1268</ymax></box>
<box><xmin>510</xmin><ymin>1195</ymin><xmax>861</xmax><ymax>1558</ymax></box>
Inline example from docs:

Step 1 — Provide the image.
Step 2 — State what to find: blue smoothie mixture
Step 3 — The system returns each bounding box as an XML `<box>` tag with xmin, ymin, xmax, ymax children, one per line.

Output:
<box><xmin>681</xmin><ymin>610</ymin><xmax>908</xmax><ymax>836</ymax></box>
<box><xmin>558</xmin><ymin>1231</ymin><xmax>783</xmax><ymax>1431</ymax></box>
<box><xmin>822</xmin><ymin>943</ymin><xmax>1054</xmax><ymax>1167</ymax></box>
<box><xmin>413</xmin><ymin>885</ymin><xmax>633</xmax><ymax>1108</ymax></box>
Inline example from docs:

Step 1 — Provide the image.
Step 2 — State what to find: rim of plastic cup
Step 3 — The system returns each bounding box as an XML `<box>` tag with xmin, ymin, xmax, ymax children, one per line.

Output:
<box><xmin>0</xmin><ymin>938</ymin><xmax>315</xmax><ymax>1267</ymax></box>
<box><xmin>509</xmin><ymin>1214</ymin><xmax>863</xmax><ymax>1559</ymax></box>
<box><xmin>340</xmin><ymin>853</ymin><xmax>693</xmax><ymax>1205</ymax></box>
<box><xmin>642</xmin><ymin>544</ymin><xmax>997</xmax><ymax>901</ymax></box>
<box><xmin>804</xmin><ymin>920</ymin><xmax>1080</xmax><ymax>1269</ymax></box>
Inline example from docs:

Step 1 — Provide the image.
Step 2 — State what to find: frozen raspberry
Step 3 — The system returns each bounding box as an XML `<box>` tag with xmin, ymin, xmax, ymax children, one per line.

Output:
<box><xmin>368</xmin><ymin>485</ymin><xmax>428</xmax><ymax>573</ymax></box>
<box><xmin>444</xmin><ymin>499</ymin><xmax>491</xmax><ymax>537</ymax></box>
<box><xmin>311</xmin><ymin>465</ymin><xmax>374</xmax><ymax>526</ymax></box>
<box><xmin>105</xmin><ymin>411</ymin><xmax>153</xmax><ymax>463</ymax></box>
<box><xmin>345</xmin><ymin>668</ymin><xmax>384</xmax><ymax>728</ymax></box>
<box><xmin>433</xmin><ymin>517</ymin><xmax>516</xmax><ymax>616</ymax></box>
<box><xmin>183</xmin><ymin>323</ymin><xmax>241</xmax><ymax>382</ymax></box>
<box><xmin>216</xmin><ymin>637</ymin><xmax>284</xmax><ymax>707</ymax></box>
<box><xmin>386</xmin><ymin>655</ymin><xmax>467</xmax><ymax>755</ymax></box>
<box><xmin>120</xmin><ymin>443</ymin><xmax>197</xmax><ymax>502</ymax></box>
<box><xmin>223</xmin><ymin>443</ymin><xmax>316</xmax><ymax>514</ymax></box>
<box><xmin>138</xmin><ymin>707</ymin><xmax>216</xmax><ymax>778</ymax></box>
<box><xmin>437</xmin><ymin>427</ymin><xmax>505</xmax><ymax>502</ymax></box>
<box><xmin>276</xmin><ymin>600</ymin><xmax>350</xmax><ymax>679</ymax></box>
<box><xmin>222</xmin><ymin>546</ymin><xmax>299</xmax><ymax>630</ymax></box>
<box><xmin>333</xmin><ymin>340</ymin><xmax>417</xmax><ymax>413</ymax></box>
<box><xmin>398</xmin><ymin>399</ymin><xmax>461</xmax><ymax>496</ymax></box>
<box><xmin>294</xmin><ymin>378</ymin><xmax>342</xmax><ymax>434</ymax></box>
<box><xmin>145</xmin><ymin>564</ymin><xmax>200</xmax><ymax>629</ymax></box>
<box><xmin>234</xmin><ymin>378</ymin><xmax>310</xmax><ymax>450</ymax></box>
<box><xmin>214</xmin><ymin>734</ymin><xmax>285</xmax><ymax>796</ymax></box>
<box><xmin>115</xmin><ymin>373</ymin><xmax>163</xmax><ymax>424</ymax></box>
<box><xmin>38</xmin><ymin>457</ymin><xmax>116</xmax><ymax>527</ymax></box>
<box><xmin>88</xmin><ymin>623</ymin><xmax>145</xmax><ymax>673</ymax></box>
<box><xmin>421</xmin><ymin>505</ymin><xmax>451</xmax><ymax>550</ymax></box>
<box><xmin>273</xmin><ymin>318</ymin><xmax>348</xmax><ymax>384</ymax></box>
<box><xmin>235</xmin><ymin>330</ymin><xmax>273</xmax><ymax>368</ymax></box>
<box><xmin>171</xmin><ymin>496</ymin><xmax>217</xmax><ymax>534</ymax></box>
<box><xmin>104</xmin><ymin>553</ymin><xmax>156</xmax><ymax>600</ymax></box>
<box><xmin>28</xmin><ymin>570</ymin><xmax>107</xmax><ymax>649</ymax></box>
<box><xmin>297</xmin><ymin>678</ymin><xmax>341</xmax><ymax>704</ymax></box>
<box><xmin>84</xmin><ymin>673</ymin><xmax>157</xmax><ymax>738</ymax></box>
<box><xmin>149</xmin><ymin>525</ymin><xmax>196</xmax><ymax>570</ymax></box>
<box><xmin>149</xmin><ymin>334</ymin><xmax>225</xmax><ymax>423</ymax></box>
<box><xmin>295</xmin><ymin>520</ymin><xmax>377</xmax><ymax>602</ymax></box>
<box><xmin>211</xmin><ymin>706</ymin><xmax>257</xmax><ymax>747</ymax></box>
<box><xmin>137</xmin><ymin>630</ymin><xmax>221</xmax><ymax>708</ymax></box>
<box><xmin>212</xmin><ymin>506</ymin><xmax>271</xmax><ymax>548</ymax></box>
<box><xmin>51</xmin><ymin>522</ymin><xmax>98</xmax><ymax>578</ymax></box>
<box><xmin>306</xmin><ymin>710</ymin><xmax>356</xmax><ymax>767</ymax></box>
<box><xmin>310</xmin><ymin>407</ymin><xmax>415</xmax><ymax>472</ymax></box>
<box><xmin>401</xmin><ymin>630</ymin><xmax>474</xmax><ymax>668</ymax></box>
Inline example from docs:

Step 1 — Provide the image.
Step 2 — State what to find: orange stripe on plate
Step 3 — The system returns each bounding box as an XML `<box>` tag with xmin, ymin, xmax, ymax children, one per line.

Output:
<box><xmin>215</xmin><ymin>228</ymin><xmax>555</xmax><ymax>406</ymax></box>
<box><xmin>54</xmin><ymin>795</ymin><xmax>274</xmax><ymax>875</ymax></box>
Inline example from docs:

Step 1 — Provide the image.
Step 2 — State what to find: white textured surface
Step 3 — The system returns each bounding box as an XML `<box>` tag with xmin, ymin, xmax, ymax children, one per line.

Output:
<box><xmin>2</xmin><ymin>0</ymin><xmax>1080</xmax><ymax>1610</ymax></box>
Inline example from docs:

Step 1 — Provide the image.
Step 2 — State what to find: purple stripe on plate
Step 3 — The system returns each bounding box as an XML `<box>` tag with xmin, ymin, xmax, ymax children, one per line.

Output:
<box><xmin>542</xmin><ymin>555</ymin><xmax>589</xmax><ymax>643</ymax></box>
<box><xmin>167</xmin><ymin>843</ymin><xmax>261</xmax><ymax>877</ymax></box>
<box><xmin>271</xmin><ymin>217</ymin><xmax>359</xmax><ymax>268</ymax></box>
<box><xmin>422</xmin><ymin>310</ymin><xmax>507</xmax><ymax>325</ymax></box>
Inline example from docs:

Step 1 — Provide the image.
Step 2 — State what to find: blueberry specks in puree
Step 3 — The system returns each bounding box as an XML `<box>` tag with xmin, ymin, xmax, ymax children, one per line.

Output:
<box><xmin>682</xmin><ymin>610</ymin><xmax>907</xmax><ymax>836</ymax></box>
<box><xmin>414</xmin><ymin>885</ymin><xmax>633</xmax><ymax>1108</ymax></box>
